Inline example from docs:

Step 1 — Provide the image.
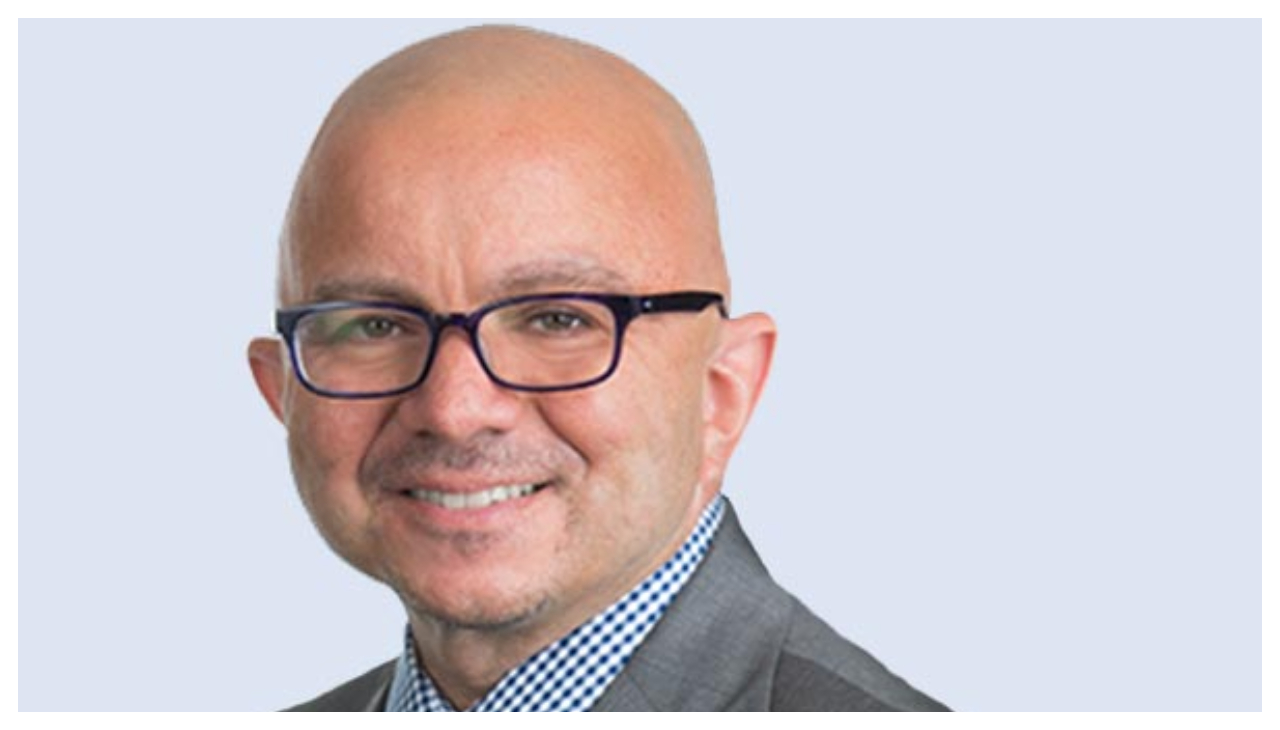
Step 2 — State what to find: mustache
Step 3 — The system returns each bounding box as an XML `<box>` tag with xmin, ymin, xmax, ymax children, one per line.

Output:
<box><xmin>359</xmin><ymin>434</ymin><xmax>567</xmax><ymax>487</ymax></box>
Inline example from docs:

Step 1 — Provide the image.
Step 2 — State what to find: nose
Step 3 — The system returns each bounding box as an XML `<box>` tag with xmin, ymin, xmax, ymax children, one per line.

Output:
<box><xmin>392</xmin><ymin>326</ymin><xmax>523</xmax><ymax>442</ymax></box>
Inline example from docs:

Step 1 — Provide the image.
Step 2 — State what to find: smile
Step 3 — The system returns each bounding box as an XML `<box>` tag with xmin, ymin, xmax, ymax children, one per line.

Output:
<box><xmin>403</xmin><ymin>482</ymin><xmax>549</xmax><ymax>510</ymax></box>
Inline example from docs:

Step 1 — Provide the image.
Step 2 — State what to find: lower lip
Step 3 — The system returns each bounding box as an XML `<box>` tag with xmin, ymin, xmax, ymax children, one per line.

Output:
<box><xmin>389</xmin><ymin>482</ymin><xmax>552</xmax><ymax>531</ymax></box>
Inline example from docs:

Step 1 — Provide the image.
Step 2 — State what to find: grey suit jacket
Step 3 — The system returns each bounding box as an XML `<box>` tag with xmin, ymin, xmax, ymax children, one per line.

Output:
<box><xmin>289</xmin><ymin>501</ymin><xmax>948</xmax><ymax>711</ymax></box>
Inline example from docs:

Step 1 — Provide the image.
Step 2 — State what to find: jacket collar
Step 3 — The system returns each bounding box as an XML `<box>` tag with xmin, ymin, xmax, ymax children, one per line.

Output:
<box><xmin>591</xmin><ymin>500</ymin><xmax>789</xmax><ymax>711</ymax></box>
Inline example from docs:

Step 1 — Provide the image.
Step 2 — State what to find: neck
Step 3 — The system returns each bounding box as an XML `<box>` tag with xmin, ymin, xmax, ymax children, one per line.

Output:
<box><xmin>407</xmin><ymin>617</ymin><xmax>539</xmax><ymax>709</ymax></box>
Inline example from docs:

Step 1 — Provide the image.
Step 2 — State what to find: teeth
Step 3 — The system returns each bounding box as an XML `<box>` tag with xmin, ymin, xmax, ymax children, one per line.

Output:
<box><xmin>407</xmin><ymin>483</ymin><xmax>540</xmax><ymax>510</ymax></box>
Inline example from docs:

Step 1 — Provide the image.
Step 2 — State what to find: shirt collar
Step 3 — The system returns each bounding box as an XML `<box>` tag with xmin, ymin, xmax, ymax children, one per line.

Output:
<box><xmin>387</xmin><ymin>494</ymin><xmax>725</xmax><ymax>712</ymax></box>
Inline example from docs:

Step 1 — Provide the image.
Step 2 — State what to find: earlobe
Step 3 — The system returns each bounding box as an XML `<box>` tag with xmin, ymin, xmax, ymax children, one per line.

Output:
<box><xmin>701</xmin><ymin>313</ymin><xmax>777</xmax><ymax>483</ymax></box>
<box><xmin>248</xmin><ymin>337</ymin><xmax>289</xmax><ymax>423</ymax></box>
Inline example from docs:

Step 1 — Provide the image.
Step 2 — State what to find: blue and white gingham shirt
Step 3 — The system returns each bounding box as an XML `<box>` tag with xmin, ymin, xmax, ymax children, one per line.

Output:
<box><xmin>386</xmin><ymin>494</ymin><xmax>725</xmax><ymax>712</ymax></box>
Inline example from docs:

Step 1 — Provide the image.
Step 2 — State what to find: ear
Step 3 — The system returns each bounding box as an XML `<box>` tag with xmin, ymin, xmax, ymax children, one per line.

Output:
<box><xmin>248</xmin><ymin>337</ymin><xmax>289</xmax><ymax>423</ymax></box>
<box><xmin>701</xmin><ymin>312</ymin><xmax>777</xmax><ymax>486</ymax></box>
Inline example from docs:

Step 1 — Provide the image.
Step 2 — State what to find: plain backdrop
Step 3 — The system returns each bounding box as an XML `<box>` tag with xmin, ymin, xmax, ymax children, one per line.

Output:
<box><xmin>19</xmin><ymin>19</ymin><xmax>1260</xmax><ymax>710</ymax></box>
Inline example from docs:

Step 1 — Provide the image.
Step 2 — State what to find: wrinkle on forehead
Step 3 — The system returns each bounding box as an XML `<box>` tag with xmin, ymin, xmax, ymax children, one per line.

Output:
<box><xmin>278</xmin><ymin>25</ymin><xmax>728</xmax><ymax>307</ymax></box>
<box><xmin>301</xmin><ymin>259</ymin><xmax>634</xmax><ymax>311</ymax></box>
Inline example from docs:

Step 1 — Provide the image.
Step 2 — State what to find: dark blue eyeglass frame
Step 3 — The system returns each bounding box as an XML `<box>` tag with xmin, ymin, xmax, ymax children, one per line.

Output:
<box><xmin>275</xmin><ymin>290</ymin><xmax>728</xmax><ymax>399</ymax></box>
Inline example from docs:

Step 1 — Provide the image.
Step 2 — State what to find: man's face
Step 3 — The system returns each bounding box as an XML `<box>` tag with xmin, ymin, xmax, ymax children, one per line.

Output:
<box><xmin>265</xmin><ymin>102</ymin><xmax>726</xmax><ymax>634</ymax></box>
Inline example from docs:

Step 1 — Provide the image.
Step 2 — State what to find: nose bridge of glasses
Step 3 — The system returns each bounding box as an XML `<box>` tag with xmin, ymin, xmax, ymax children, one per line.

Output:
<box><xmin>423</xmin><ymin>309</ymin><xmax>492</xmax><ymax>378</ymax></box>
<box><xmin>432</xmin><ymin>310</ymin><xmax>483</xmax><ymax>336</ymax></box>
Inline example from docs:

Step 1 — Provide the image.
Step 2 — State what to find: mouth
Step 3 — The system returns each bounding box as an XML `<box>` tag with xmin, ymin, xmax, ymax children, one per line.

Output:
<box><xmin>400</xmin><ymin>481</ymin><xmax>552</xmax><ymax>511</ymax></box>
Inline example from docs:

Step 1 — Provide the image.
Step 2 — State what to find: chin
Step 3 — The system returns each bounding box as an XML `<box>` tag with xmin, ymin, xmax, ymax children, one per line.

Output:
<box><xmin>426</xmin><ymin>598</ymin><xmax>551</xmax><ymax>633</ymax></box>
<box><xmin>394</xmin><ymin>569</ymin><xmax>554</xmax><ymax>633</ymax></box>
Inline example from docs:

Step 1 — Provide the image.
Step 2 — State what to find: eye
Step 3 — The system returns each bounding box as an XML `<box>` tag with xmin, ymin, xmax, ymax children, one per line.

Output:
<box><xmin>319</xmin><ymin>312</ymin><xmax>415</xmax><ymax>344</ymax></box>
<box><xmin>527</xmin><ymin>309</ymin><xmax>593</xmax><ymax>333</ymax></box>
<box><xmin>351</xmin><ymin>316</ymin><xmax>400</xmax><ymax>339</ymax></box>
<box><xmin>488</xmin><ymin>298</ymin><xmax>613</xmax><ymax>342</ymax></box>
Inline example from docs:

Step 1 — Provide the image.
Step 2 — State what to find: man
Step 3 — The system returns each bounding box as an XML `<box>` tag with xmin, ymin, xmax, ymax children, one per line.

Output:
<box><xmin>248</xmin><ymin>24</ymin><xmax>946</xmax><ymax>712</ymax></box>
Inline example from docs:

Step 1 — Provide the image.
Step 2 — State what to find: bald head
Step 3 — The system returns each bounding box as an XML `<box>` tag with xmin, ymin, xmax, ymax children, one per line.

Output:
<box><xmin>279</xmin><ymin>25</ymin><xmax>727</xmax><ymax>306</ymax></box>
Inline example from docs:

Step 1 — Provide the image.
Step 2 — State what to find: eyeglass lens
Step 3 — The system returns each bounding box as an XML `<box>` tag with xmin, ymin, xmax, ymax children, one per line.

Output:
<box><xmin>292</xmin><ymin>298</ymin><xmax>619</xmax><ymax>394</ymax></box>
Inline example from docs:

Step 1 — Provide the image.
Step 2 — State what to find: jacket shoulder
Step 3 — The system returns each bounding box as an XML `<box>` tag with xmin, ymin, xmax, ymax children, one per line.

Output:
<box><xmin>770</xmin><ymin>598</ymin><xmax>948</xmax><ymax>711</ymax></box>
<box><xmin>594</xmin><ymin>502</ymin><xmax>948</xmax><ymax>711</ymax></box>
<box><xmin>286</xmin><ymin>661</ymin><xmax>396</xmax><ymax>712</ymax></box>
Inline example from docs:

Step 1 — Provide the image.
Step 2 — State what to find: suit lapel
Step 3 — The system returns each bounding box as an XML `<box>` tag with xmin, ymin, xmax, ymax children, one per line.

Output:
<box><xmin>592</xmin><ymin>500</ymin><xmax>791</xmax><ymax>711</ymax></box>
<box><xmin>363</xmin><ymin>677</ymin><xmax>391</xmax><ymax>711</ymax></box>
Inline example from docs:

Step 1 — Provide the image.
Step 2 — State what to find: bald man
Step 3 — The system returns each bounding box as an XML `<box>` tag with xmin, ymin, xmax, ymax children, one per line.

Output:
<box><xmin>248</xmin><ymin>25</ymin><xmax>946</xmax><ymax>712</ymax></box>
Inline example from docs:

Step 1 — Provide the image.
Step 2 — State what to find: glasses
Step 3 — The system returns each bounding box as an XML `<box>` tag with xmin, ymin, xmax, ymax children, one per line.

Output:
<box><xmin>276</xmin><ymin>291</ymin><xmax>727</xmax><ymax>398</ymax></box>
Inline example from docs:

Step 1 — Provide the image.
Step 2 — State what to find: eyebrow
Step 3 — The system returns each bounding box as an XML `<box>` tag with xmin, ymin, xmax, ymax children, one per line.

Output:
<box><xmin>486</xmin><ymin>260</ymin><xmax>632</xmax><ymax>299</ymax></box>
<box><xmin>308</xmin><ymin>277</ymin><xmax>425</xmax><ymax>306</ymax></box>
<box><xmin>304</xmin><ymin>260</ymin><xmax>634</xmax><ymax>310</ymax></box>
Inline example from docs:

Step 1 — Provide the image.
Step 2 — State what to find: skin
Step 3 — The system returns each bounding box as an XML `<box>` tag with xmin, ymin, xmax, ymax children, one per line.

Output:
<box><xmin>248</xmin><ymin>26</ymin><xmax>776</xmax><ymax>709</ymax></box>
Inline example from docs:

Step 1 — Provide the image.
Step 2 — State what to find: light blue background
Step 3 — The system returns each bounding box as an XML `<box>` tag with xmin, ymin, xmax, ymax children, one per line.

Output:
<box><xmin>19</xmin><ymin>20</ymin><xmax>1261</xmax><ymax>710</ymax></box>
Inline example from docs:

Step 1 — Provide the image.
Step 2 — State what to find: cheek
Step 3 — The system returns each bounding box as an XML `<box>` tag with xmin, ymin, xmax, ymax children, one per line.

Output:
<box><xmin>285</xmin><ymin>397</ymin><xmax>385</xmax><ymax>544</ymax></box>
<box><xmin>630</xmin><ymin>340</ymin><xmax>709</xmax><ymax>471</ymax></box>
<box><xmin>541</xmin><ymin>350</ymin><xmax>708</xmax><ymax>504</ymax></box>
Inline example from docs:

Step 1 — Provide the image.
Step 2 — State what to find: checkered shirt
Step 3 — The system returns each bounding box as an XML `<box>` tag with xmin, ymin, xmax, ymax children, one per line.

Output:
<box><xmin>386</xmin><ymin>494</ymin><xmax>725</xmax><ymax>712</ymax></box>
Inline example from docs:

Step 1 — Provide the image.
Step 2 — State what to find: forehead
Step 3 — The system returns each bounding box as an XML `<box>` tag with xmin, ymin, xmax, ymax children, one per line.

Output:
<box><xmin>284</xmin><ymin>97</ymin><xmax>707</xmax><ymax>307</ymax></box>
<box><xmin>307</xmin><ymin>258</ymin><xmax>632</xmax><ymax>307</ymax></box>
